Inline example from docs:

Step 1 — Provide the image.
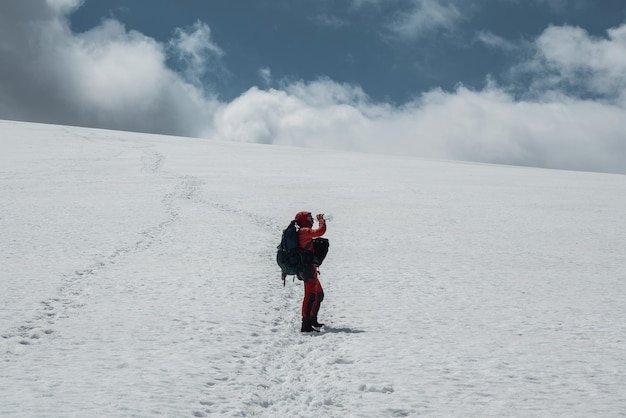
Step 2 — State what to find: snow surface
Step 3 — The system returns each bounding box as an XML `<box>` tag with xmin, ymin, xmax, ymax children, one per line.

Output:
<box><xmin>1</xmin><ymin>119</ymin><xmax>626</xmax><ymax>417</ymax></box>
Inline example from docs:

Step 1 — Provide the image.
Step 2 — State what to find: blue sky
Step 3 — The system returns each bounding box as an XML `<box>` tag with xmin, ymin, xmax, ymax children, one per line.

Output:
<box><xmin>1</xmin><ymin>0</ymin><xmax>626</xmax><ymax>173</ymax></box>
<box><xmin>69</xmin><ymin>0</ymin><xmax>625</xmax><ymax>103</ymax></box>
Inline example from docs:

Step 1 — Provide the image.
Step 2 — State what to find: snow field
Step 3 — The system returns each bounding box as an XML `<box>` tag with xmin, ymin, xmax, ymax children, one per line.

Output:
<box><xmin>1</xmin><ymin>119</ymin><xmax>626</xmax><ymax>417</ymax></box>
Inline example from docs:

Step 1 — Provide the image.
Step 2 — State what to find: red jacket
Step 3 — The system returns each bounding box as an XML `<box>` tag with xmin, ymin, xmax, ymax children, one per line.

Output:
<box><xmin>298</xmin><ymin>218</ymin><xmax>326</xmax><ymax>252</ymax></box>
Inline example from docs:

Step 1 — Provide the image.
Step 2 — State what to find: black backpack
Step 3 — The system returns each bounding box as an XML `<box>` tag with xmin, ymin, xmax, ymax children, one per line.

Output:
<box><xmin>311</xmin><ymin>237</ymin><xmax>329</xmax><ymax>266</ymax></box>
<box><xmin>276</xmin><ymin>220</ymin><xmax>304</xmax><ymax>276</ymax></box>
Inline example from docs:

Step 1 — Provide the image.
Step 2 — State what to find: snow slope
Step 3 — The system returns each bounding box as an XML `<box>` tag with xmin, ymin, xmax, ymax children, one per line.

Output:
<box><xmin>1</xmin><ymin>119</ymin><xmax>625</xmax><ymax>417</ymax></box>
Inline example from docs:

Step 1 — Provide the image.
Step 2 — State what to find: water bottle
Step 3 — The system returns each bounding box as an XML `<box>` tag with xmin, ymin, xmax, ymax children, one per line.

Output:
<box><xmin>322</xmin><ymin>213</ymin><xmax>333</xmax><ymax>222</ymax></box>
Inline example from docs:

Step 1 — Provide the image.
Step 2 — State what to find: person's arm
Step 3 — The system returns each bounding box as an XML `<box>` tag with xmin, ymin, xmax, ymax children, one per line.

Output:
<box><xmin>310</xmin><ymin>215</ymin><xmax>326</xmax><ymax>237</ymax></box>
<box><xmin>298</xmin><ymin>215</ymin><xmax>327</xmax><ymax>244</ymax></box>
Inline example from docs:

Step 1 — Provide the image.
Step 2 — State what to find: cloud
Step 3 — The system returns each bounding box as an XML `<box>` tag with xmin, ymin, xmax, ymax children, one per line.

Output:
<box><xmin>168</xmin><ymin>21</ymin><xmax>226</xmax><ymax>88</ymax></box>
<box><xmin>46</xmin><ymin>0</ymin><xmax>82</xmax><ymax>14</ymax></box>
<box><xmin>0</xmin><ymin>0</ymin><xmax>218</xmax><ymax>137</ymax></box>
<box><xmin>213</xmin><ymin>81</ymin><xmax>377</xmax><ymax>148</ymax></box>
<box><xmin>409</xmin><ymin>85</ymin><xmax>626</xmax><ymax>173</ymax></box>
<box><xmin>387</xmin><ymin>0</ymin><xmax>463</xmax><ymax>40</ymax></box>
<box><xmin>475</xmin><ymin>31</ymin><xmax>526</xmax><ymax>54</ymax></box>
<box><xmin>213</xmin><ymin>79</ymin><xmax>626</xmax><ymax>173</ymax></box>
<box><xmin>525</xmin><ymin>25</ymin><xmax>626</xmax><ymax>103</ymax></box>
<box><xmin>345</xmin><ymin>0</ymin><xmax>463</xmax><ymax>39</ymax></box>
<box><xmin>258</xmin><ymin>68</ymin><xmax>272</xmax><ymax>87</ymax></box>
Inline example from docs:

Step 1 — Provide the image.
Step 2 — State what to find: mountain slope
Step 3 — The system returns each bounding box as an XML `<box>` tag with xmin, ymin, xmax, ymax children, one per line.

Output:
<box><xmin>1</xmin><ymin>120</ymin><xmax>625</xmax><ymax>417</ymax></box>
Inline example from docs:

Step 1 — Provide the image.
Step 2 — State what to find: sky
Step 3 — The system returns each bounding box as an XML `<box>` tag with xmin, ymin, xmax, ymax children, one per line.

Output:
<box><xmin>1</xmin><ymin>0</ymin><xmax>626</xmax><ymax>173</ymax></box>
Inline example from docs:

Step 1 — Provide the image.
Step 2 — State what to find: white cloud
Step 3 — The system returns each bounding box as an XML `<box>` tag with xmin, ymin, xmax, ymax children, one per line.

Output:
<box><xmin>45</xmin><ymin>0</ymin><xmax>82</xmax><ymax>14</ymax></box>
<box><xmin>212</xmin><ymin>80</ymin><xmax>626</xmax><ymax>173</ymax></box>
<box><xmin>168</xmin><ymin>21</ymin><xmax>225</xmax><ymax>88</ymax></box>
<box><xmin>258</xmin><ymin>68</ymin><xmax>272</xmax><ymax>87</ymax></box>
<box><xmin>388</xmin><ymin>0</ymin><xmax>463</xmax><ymax>40</ymax></box>
<box><xmin>213</xmin><ymin>82</ymin><xmax>377</xmax><ymax>148</ymax></box>
<box><xmin>527</xmin><ymin>24</ymin><xmax>626</xmax><ymax>102</ymax></box>
<box><xmin>0</xmin><ymin>0</ymin><xmax>218</xmax><ymax>137</ymax></box>
<box><xmin>475</xmin><ymin>31</ymin><xmax>525</xmax><ymax>54</ymax></box>
<box><xmin>407</xmin><ymin>86</ymin><xmax>626</xmax><ymax>172</ymax></box>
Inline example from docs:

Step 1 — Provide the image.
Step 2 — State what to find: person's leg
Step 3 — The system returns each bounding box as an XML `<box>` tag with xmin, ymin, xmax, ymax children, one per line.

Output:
<box><xmin>311</xmin><ymin>291</ymin><xmax>325</xmax><ymax>327</ymax></box>
<box><xmin>301</xmin><ymin>268</ymin><xmax>323</xmax><ymax>332</ymax></box>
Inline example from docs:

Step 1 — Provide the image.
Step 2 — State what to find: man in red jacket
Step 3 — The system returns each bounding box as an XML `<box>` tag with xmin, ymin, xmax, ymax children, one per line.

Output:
<box><xmin>294</xmin><ymin>211</ymin><xmax>327</xmax><ymax>332</ymax></box>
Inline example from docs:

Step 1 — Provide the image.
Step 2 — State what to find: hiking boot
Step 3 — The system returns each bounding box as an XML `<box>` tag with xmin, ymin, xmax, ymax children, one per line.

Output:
<box><xmin>301</xmin><ymin>317</ymin><xmax>318</xmax><ymax>333</ymax></box>
<box><xmin>311</xmin><ymin>316</ymin><xmax>325</xmax><ymax>328</ymax></box>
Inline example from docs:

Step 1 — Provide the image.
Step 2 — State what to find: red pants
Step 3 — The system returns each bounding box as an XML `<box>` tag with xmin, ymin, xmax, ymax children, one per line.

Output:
<box><xmin>301</xmin><ymin>267</ymin><xmax>324</xmax><ymax>318</ymax></box>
